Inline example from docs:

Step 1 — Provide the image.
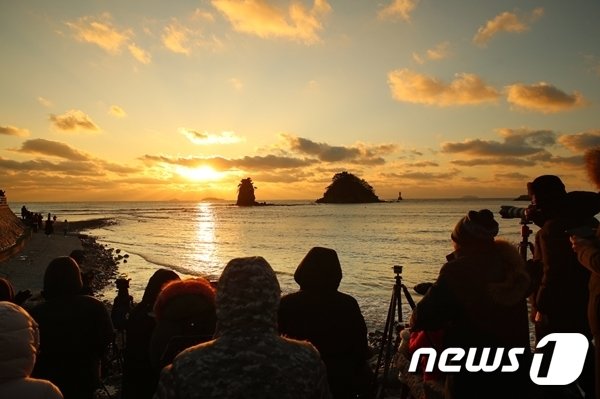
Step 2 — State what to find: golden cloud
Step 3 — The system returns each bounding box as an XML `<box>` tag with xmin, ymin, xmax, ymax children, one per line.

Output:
<box><xmin>412</xmin><ymin>41</ymin><xmax>451</xmax><ymax>64</ymax></box>
<box><xmin>387</xmin><ymin>69</ymin><xmax>500</xmax><ymax>106</ymax></box>
<box><xmin>506</xmin><ymin>82</ymin><xmax>587</xmax><ymax>113</ymax></box>
<box><xmin>473</xmin><ymin>8</ymin><xmax>544</xmax><ymax>47</ymax></box>
<box><xmin>50</xmin><ymin>110</ymin><xmax>100</xmax><ymax>132</ymax></box>
<box><xmin>378</xmin><ymin>0</ymin><xmax>419</xmax><ymax>22</ymax></box>
<box><xmin>0</xmin><ymin>125</ymin><xmax>30</xmax><ymax>137</ymax></box>
<box><xmin>162</xmin><ymin>21</ymin><xmax>192</xmax><ymax>55</ymax></box>
<box><xmin>212</xmin><ymin>0</ymin><xmax>331</xmax><ymax>44</ymax></box>
<box><xmin>13</xmin><ymin>139</ymin><xmax>90</xmax><ymax>161</ymax></box>
<box><xmin>109</xmin><ymin>105</ymin><xmax>127</xmax><ymax>118</ymax></box>
<box><xmin>66</xmin><ymin>14</ymin><xmax>151</xmax><ymax>64</ymax></box>
<box><xmin>180</xmin><ymin>128</ymin><xmax>244</xmax><ymax>145</ymax></box>
<box><xmin>558</xmin><ymin>130</ymin><xmax>600</xmax><ymax>152</ymax></box>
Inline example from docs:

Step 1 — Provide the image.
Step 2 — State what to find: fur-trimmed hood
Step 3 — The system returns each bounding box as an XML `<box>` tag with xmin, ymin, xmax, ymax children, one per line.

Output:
<box><xmin>485</xmin><ymin>240</ymin><xmax>530</xmax><ymax>306</ymax></box>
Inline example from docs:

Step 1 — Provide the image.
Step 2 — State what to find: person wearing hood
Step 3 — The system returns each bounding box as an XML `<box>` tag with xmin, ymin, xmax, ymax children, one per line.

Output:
<box><xmin>570</xmin><ymin>148</ymin><xmax>600</xmax><ymax>398</ymax></box>
<box><xmin>410</xmin><ymin>209</ymin><xmax>532</xmax><ymax>399</ymax></box>
<box><xmin>154</xmin><ymin>256</ymin><xmax>331</xmax><ymax>399</ymax></box>
<box><xmin>279</xmin><ymin>247</ymin><xmax>371</xmax><ymax>399</ymax></box>
<box><xmin>526</xmin><ymin>175</ymin><xmax>600</xmax><ymax>398</ymax></box>
<box><xmin>0</xmin><ymin>301</ymin><xmax>63</xmax><ymax>399</ymax></box>
<box><xmin>29</xmin><ymin>256</ymin><xmax>114</xmax><ymax>399</ymax></box>
<box><xmin>122</xmin><ymin>268</ymin><xmax>180</xmax><ymax>399</ymax></box>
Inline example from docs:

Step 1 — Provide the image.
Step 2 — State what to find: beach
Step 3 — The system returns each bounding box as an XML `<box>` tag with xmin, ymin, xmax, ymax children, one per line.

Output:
<box><xmin>0</xmin><ymin>218</ymin><xmax>119</xmax><ymax>300</ymax></box>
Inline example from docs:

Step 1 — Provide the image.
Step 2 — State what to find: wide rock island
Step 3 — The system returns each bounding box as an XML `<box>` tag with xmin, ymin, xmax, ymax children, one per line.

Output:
<box><xmin>316</xmin><ymin>171</ymin><xmax>383</xmax><ymax>204</ymax></box>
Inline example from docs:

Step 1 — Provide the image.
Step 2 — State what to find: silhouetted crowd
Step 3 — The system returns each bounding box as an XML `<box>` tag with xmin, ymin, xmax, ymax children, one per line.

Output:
<box><xmin>1</xmin><ymin>147</ymin><xmax>600</xmax><ymax>399</ymax></box>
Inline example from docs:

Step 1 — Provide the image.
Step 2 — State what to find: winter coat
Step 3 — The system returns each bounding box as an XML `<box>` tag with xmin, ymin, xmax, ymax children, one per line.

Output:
<box><xmin>0</xmin><ymin>301</ymin><xmax>63</xmax><ymax>399</ymax></box>
<box><xmin>411</xmin><ymin>240</ymin><xmax>531</xmax><ymax>399</ymax></box>
<box><xmin>29</xmin><ymin>257</ymin><xmax>113</xmax><ymax>399</ymax></box>
<box><xmin>279</xmin><ymin>247</ymin><xmax>371</xmax><ymax>399</ymax></box>
<box><xmin>574</xmin><ymin>220</ymin><xmax>600</xmax><ymax>335</ymax></box>
<box><xmin>154</xmin><ymin>256</ymin><xmax>331</xmax><ymax>399</ymax></box>
<box><xmin>532</xmin><ymin>191</ymin><xmax>600</xmax><ymax>336</ymax></box>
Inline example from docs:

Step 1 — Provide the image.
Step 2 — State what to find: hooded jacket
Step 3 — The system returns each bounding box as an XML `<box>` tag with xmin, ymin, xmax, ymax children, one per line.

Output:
<box><xmin>29</xmin><ymin>257</ymin><xmax>113</xmax><ymax>399</ymax></box>
<box><xmin>0</xmin><ymin>301</ymin><xmax>63</xmax><ymax>399</ymax></box>
<box><xmin>279</xmin><ymin>247</ymin><xmax>370</xmax><ymax>399</ymax></box>
<box><xmin>154</xmin><ymin>256</ymin><xmax>331</xmax><ymax>399</ymax></box>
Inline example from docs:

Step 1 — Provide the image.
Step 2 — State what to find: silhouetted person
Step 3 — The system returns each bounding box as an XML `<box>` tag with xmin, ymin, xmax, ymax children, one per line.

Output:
<box><xmin>154</xmin><ymin>256</ymin><xmax>331</xmax><ymax>399</ymax></box>
<box><xmin>121</xmin><ymin>269</ymin><xmax>180</xmax><ymax>399</ymax></box>
<box><xmin>570</xmin><ymin>148</ymin><xmax>600</xmax><ymax>398</ymax></box>
<box><xmin>411</xmin><ymin>210</ymin><xmax>532</xmax><ymax>399</ymax></box>
<box><xmin>112</xmin><ymin>278</ymin><xmax>133</xmax><ymax>331</ymax></box>
<box><xmin>150</xmin><ymin>278</ymin><xmax>216</xmax><ymax>370</ymax></box>
<box><xmin>527</xmin><ymin>175</ymin><xmax>599</xmax><ymax>398</ymax></box>
<box><xmin>0</xmin><ymin>277</ymin><xmax>32</xmax><ymax>305</ymax></box>
<box><xmin>279</xmin><ymin>247</ymin><xmax>372</xmax><ymax>399</ymax></box>
<box><xmin>0</xmin><ymin>301</ymin><xmax>63</xmax><ymax>399</ymax></box>
<box><xmin>29</xmin><ymin>257</ymin><xmax>114</xmax><ymax>399</ymax></box>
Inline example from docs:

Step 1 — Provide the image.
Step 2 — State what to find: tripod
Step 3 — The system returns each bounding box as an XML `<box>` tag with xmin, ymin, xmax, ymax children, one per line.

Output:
<box><xmin>374</xmin><ymin>265</ymin><xmax>416</xmax><ymax>399</ymax></box>
<box><xmin>518</xmin><ymin>217</ymin><xmax>534</xmax><ymax>262</ymax></box>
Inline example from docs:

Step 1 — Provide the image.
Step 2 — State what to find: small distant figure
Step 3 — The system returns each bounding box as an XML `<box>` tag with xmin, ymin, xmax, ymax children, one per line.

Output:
<box><xmin>154</xmin><ymin>256</ymin><xmax>331</xmax><ymax>399</ymax></box>
<box><xmin>63</xmin><ymin>219</ymin><xmax>69</xmax><ymax>236</ymax></box>
<box><xmin>112</xmin><ymin>277</ymin><xmax>134</xmax><ymax>332</ymax></box>
<box><xmin>44</xmin><ymin>214</ymin><xmax>54</xmax><ymax>236</ymax></box>
<box><xmin>121</xmin><ymin>269</ymin><xmax>180</xmax><ymax>399</ymax></box>
<box><xmin>397</xmin><ymin>191</ymin><xmax>403</xmax><ymax>201</ymax></box>
<box><xmin>0</xmin><ymin>189</ymin><xmax>5</xmax><ymax>196</ymax></box>
<box><xmin>0</xmin><ymin>302</ymin><xmax>64</xmax><ymax>399</ymax></box>
<box><xmin>279</xmin><ymin>247</ymin><xmax>372</xmax><ymax>399</ymax></box>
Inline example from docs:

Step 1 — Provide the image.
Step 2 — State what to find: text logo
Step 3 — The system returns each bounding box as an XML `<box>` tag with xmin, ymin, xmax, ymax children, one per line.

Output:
<box><xmin>408</xmin><ymin>333</ymin><xmax>588</xmax><ymax>386</ymax></box>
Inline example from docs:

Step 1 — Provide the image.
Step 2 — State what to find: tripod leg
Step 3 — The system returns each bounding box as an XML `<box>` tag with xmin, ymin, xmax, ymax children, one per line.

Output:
<box><xmin>375</xmin><ymin>289</ymin><xmax>397</xmax><ymax>399</ymax></box>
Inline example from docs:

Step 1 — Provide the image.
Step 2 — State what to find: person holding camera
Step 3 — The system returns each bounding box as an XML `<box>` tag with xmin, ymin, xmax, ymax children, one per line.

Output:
<box><xmin>527</xmin><ymin>174</ymin><xmax>600</xmax><ymax>398</ymax></box>
<box><xmin>410</xmin><ymin>209</ymin><xmax>532</xmax><ymax>399</ymax></box>
<box><xmin>570</xmin><ymin>147</ymin><xmax>600</xmax><ymax>398</ymax></box>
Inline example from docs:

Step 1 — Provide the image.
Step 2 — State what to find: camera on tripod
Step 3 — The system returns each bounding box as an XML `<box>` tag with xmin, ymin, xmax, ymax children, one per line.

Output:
<box><xmin>499</xmin><ymin>204</ymin><xmax>540</xmax><ymax>225</ymax></box>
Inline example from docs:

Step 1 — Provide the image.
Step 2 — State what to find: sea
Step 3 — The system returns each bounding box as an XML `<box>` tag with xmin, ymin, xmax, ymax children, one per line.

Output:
<box><xmin>10</xmin><ymin>198</ymin><xmax>533</xmax><ymax>332</ymax></box>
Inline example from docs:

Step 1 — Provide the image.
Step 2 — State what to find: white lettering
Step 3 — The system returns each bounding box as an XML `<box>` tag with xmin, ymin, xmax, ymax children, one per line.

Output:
<box><xmin>530</xmin><ymin>333</ymin><xmax>588</xmax><ymax>386</ymax></box>
<box><xmin>465</xmin><ymin>348</ymin><xmax>504</xmax><ymax>372</ymax></box>
<box><xmin>501</xmin><ymin>348</ymin><xmax>525</xmax><ymax>372</ymax></box>
<box><xmin>408</xmin><ymin>347</ymin><xmax>437</xmax><ymax>372</ymax></box>
<box><xmin>439</xmin><ymin>348</ymin><xmax>465</xmax><ymax>372</ymax></box>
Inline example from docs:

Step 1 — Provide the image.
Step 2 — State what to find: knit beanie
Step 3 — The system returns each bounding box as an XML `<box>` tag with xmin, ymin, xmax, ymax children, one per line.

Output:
<box><xmin>451</xmin><ymin>209</ymin><xmax>499</xmax><ymax>245</ymax></box>
<box><xmin>216</xmin><ymin>256</ymin><xmax>280</xmax><ymax>334</ymax></box>
<box><xmin>294</xmin><ymin>247</ymin><xmax>342</xmax><ymax>292</ymax></box>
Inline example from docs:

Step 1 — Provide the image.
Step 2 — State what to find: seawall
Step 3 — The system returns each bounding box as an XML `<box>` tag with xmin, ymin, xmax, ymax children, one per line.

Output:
<box><xmin>0</xmin><ymin>198</ymin><xmax>29</xmax><ymax>263</ymax></box>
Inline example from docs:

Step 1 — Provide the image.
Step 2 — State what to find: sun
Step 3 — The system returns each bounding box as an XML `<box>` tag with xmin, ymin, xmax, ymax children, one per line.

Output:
<box><xmin>176</xmin><ymin>166</ymin><xmax>223</xmax><ymax>181</ymax></box>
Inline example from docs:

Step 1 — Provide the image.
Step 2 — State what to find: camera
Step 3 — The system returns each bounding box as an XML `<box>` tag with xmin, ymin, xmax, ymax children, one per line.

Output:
<box><xmin>499</xmin><ymin>204</ymin><xmax>542</xmax><ymax>225</ymax></box>
<box><xmin>115</xmin><ymin>277</ymin><xmax>130</xmax><ymax>290</ymax></box>
<box><xmin>393</xmin><ymin>265</ymin><xmax>403</xmax><ymax>274</ymax></box>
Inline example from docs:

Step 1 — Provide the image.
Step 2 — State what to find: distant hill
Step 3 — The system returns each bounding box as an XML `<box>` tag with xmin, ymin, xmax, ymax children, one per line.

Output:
<box><xmin>316</xmin><ymin>171</ymin><xmax>382</xmax><ymax>204</ymax></box>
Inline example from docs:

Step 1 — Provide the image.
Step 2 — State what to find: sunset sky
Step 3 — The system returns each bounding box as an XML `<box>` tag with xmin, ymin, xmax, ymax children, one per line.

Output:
<box><xmin>1</xmin><ymin>0</ymin><xmax>600</xmax><ymax>201</ymax></box>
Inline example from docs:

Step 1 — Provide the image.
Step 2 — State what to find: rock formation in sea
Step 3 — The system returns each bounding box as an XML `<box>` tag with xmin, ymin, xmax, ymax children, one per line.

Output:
<box><xmin>236</xmin><ymin>178</ymin><xmax>260</xmax><ymax>206</ymax></box>
<box><xmin>316</xmin><ymin>171</ymin><xmax>382</xmax><ymax>204</ymax></box>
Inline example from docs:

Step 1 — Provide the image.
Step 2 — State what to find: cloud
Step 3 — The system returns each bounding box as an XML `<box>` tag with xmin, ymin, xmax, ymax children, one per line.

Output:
<box><xmin>473</xmin><ymin>7</ymin><xmax>544</xmax><ymax>47</ymax></box>
<box><xmin>494</xmin><ymin>172</ymin><xmax>530</xmax><ymax>180</ymax></box>
<box><xmin>37</xmin><ymin>97</ymin><xmax>53</xmax><ymax>108</ymax></box>
<box><xmin>0</xmin><ymin>125</ymin><xmax>30</xmax><ymax>137</ymax></box>
<box><xmin>412</xmin><ymin>42</ymin><xmax>451</xmax><ymax>64</ymax></box>
<box><xmin>451</xmin><ymin>157</ymin><xmax>536</xmax><ymax>167</ymax></box>
<box><xmin>506</xmin><ymin>82</ymin><xmax>587</xmax><ymax>113</ymax></box>
<box><xmin>282</xmin><ymin>134</ymin><xmax>396</xmax><ymax>164</ymax></box>
<box><xmin>13</xmin><ymin>138</ymin><xmax>90</xmax><ymax>161</ymax></box>
<box><xmin>66</xmin><ymin>14</ymin><xmax>151</xmax><ymax>64</ymax></box>
<box><xmin>442</xmin><ymin>128</ymin><xmax>555</xmax><ymax>157</ymax></box>
<box><xmin>378</xmin><ymin>0</ymin><xmax>419</xmax><ymax>22</ymax></box>
<box><xmin>558</xmin><ymin>130</ymin><xmax>600</xmax><ymax>152</ymax></box>
<box><xmin>141</xmin><ymin>154</ymin><xmax>315</xmax><ymax>171</ymax></box>
<box><xmin>128</xmin><ymin>43</ymin><xmax>152</xmax><ymax>64</ymax></box>
<box><xmin>66</xmin><ymin>14</ymin><xmax>131</xmax><ymax>54</ymax></box>
<box><xmin>388</xmin><ymin>69</ymin><xmax>500</xmax><ymax>106</ymax></box>
<box><xmin>50</xmin><ymin>109</ymin><xmax>100</xmax><ymax>132</ymax></box>
<box><xmin>180</xmin><ymin>128</ymin><xmax>244</xmax><ymax>145</ymax></box>
<box><xmin>404</xmin><ymin>161</ymin><xmax>439</xmax><ymax>167</ymax></box>
<box><xmin>162</xmin><ymin>21</ymin><xmax>193</xmax><ymax>55</ymax></box>
<box><xmin>109</xmin><ymin>105</ymin><xmax>127</xmax><ymax>118</ymax></box>
<box><xmin>382</xmin><ymin>169</ymin><xmax>460</xmax><ymax>182</ymax></box>
<box><xmin>212</xmin><ymin>0</ymin><xmax>331</xmax><ymax>44</ymax></box>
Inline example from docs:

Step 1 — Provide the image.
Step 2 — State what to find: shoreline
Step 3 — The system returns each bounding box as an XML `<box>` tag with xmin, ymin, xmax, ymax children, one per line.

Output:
<box><xmin>0</xmin><ymin>218</ymin><xmax>120</xmax><ymax>301</ymax></box>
